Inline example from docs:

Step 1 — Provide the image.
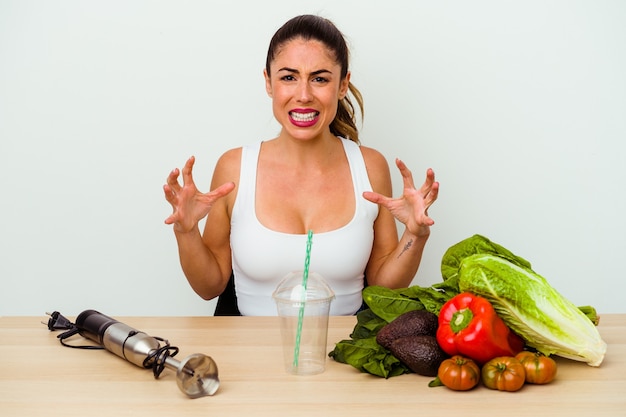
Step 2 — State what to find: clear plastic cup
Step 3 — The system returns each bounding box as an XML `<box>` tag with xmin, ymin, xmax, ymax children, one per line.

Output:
<box><xmin>272</xmin><ymin>271</ymin><xmax>335</xmax><ymax>375</ymax></box>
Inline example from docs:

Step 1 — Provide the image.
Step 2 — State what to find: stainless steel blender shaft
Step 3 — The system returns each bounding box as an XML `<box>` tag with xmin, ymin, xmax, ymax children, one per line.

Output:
<box><xmin>76</xmin><ymin>310</ymin><xmax>219</xmax><ymax>398</ymax></box>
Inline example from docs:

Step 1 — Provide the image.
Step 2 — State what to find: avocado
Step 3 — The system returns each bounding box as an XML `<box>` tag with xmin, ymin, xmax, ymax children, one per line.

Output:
<box><xmin>376</xmin><ymin>309</ymin><xmax>438</xmax><ymax>349</ymax></box>
<box><xmin>388</xmin><ymin>335</ymin><xmax>448</xmax><ymax>377</ymax></box>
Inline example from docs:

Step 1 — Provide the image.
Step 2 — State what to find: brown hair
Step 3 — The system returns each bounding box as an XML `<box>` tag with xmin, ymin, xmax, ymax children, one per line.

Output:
<box><xmin>265</xmin><ymin>15</ymin><xmax>364</xmax><ymax>144</ymax></box>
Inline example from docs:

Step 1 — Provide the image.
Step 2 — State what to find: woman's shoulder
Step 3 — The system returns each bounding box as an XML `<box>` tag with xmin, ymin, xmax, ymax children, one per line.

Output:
<box><xmin>212</xmin><ymin>146</ymin><xmax>243</xmax><ymax>185</ymax></box>
<box><xmin>217</xmin><ymin>146</ymin><xmax>242</xmax><ymax>164</ymax></box>
<box><xmin>214</xmin><ymin>139</ymin><xmax>266</xmax><ymax>178</ymax></box>
<box><xmin>358</xmin><ymin>145</ymin><xmax>390</xmax><ymax>172</ymax></box>
<box><xmin>216</xmin><ymin>140</ymin><xmax>265</xmax><ymax>164</ymax></box>
<box><xmin>357</xmin><ymin>144</ymin><xmax>392</xmax><ymax>193</ymax></box>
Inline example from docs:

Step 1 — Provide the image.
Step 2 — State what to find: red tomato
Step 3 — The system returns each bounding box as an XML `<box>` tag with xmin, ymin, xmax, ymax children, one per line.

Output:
<box><xmin>437</xmin><ymin>355</ymin><xmax>480</xmax><ymax>391</ymax></box>
<box><xmin>516</xmin><ymin>351</ymin><xmax>557</xmax><ymax>384</ymax></box>
<box><xmin>481</xmin><ymin>356</ymin><xmax>526</xmax><ymax>392</ymax></box>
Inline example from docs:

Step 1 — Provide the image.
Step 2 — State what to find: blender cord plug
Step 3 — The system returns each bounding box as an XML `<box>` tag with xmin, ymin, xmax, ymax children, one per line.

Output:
<box><xmin>43</xmin><ymin>311</ymin><xmax>74</xmax><ymax>331</ymax></box>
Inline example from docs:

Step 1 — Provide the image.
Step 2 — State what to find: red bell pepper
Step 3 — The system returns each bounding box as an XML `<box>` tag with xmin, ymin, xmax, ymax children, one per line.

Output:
<box><xmin>436</xmin><ymin>292</ymin><xmax>524</xmax><ymax>364</ymax></box>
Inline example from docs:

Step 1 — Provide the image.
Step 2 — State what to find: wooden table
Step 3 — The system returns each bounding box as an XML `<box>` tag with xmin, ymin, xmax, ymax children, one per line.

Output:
<box><xmin>1</xmin><ymin>314</ymin><xmax>624</xmax><ymax>416</ymax></box>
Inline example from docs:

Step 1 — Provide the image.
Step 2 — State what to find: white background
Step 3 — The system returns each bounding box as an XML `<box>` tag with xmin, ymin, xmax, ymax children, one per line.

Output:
<box><xmin>1</xmin><ymin>1</ymin><xmax>624</xmax><ymax>316</ymax></box>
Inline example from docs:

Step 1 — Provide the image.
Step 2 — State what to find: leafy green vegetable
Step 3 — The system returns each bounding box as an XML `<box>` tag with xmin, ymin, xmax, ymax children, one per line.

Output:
<box><xmin>577</xmin><ymin>305</ymin><xmax>600</xmax><ymax>326</ymax></box>
<box><xmin>329</xmin><ymin>284</ymin><xmax>458</xmax><ymax>377</ymax></box>
<box><xmin>349</xmin><ymin>308</ymin><xmax>388</xmax><ymax>340</ymax></box>
<box><xmin>329</xmin><ymin>308</ymin><xmax>409</xmax><ymax>377</ymax></box>
<box><xmin>441</xmin><ymin>234</ymin><xmax>532</xmax><ymax>281</ymax></box>
<box><xmin>362</xmin><ymin>286</ymin><xmax>424</xmax><ymax>323</ymax></box>
<box><xmin>328</xmin><ymin>337</ymin><xmax>409</xmax><ymax>378</ymax></box>
<box><xmin>399</xmin><ymin>275</ymin><xmax>461</xmax><ymax>315</ymax></box>
<box><xmin>457</xmin><ymin>252</ymin><xmax>607</xmax><ymax>366</ymax></box>
<box><xmin>330</xmin><ymin>234</ymin><xmax>605</xmax><ymax>377</ymax></box>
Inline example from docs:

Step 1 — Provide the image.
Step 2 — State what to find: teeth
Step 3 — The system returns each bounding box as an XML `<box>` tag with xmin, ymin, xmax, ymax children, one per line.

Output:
<box><xmin>290</xmin><ymin>111</ymin><xmax>317</xmax><ymax>122</ymax></box>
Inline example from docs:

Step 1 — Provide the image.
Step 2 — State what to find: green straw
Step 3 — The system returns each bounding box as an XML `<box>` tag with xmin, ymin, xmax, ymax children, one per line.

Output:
<box><xmin>293</xmin><ymin>229</ymin><xmax>313</xmax><ymax>369</ymax></box>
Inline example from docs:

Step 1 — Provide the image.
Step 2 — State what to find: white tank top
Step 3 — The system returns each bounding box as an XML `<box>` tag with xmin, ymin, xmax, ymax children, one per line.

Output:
<box><xmin>230</xmin><ymin>138</ymin><xmax>379</xmax><ymax>315</ymax></box>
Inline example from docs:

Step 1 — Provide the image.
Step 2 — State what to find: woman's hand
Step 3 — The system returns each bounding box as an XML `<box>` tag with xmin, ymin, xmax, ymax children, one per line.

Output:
<box><xmin>363</xmin><ymin>159</ymin><xmax>439</xmax><ymax>237</ymax></box>
<box><xmin>163</xmin><ymin>156</ymin><xmax>235</xmax><ymax>233</ymax></box>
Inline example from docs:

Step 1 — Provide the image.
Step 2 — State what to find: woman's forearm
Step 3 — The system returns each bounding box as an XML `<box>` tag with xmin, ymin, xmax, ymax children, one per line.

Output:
<box><xmin>174</xmin><ymin>227</ymin><xmax>227</xmax><ymax>300</ymax></box>
<box><xmin>369</xmin><ymin>229</ymin><xmax>430</xmax><ymax>289</ymax></box>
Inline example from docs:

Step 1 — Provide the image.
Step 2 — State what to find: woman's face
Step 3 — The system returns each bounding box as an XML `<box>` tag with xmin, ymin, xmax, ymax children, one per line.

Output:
<box><xmin>264</xmin><ymin>38</ymin><xmax>350</xmax><ymax>142</ymax></box>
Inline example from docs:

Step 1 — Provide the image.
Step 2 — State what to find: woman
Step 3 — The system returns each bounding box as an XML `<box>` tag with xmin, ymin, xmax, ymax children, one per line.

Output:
<box><xmin>163</xmin><ymin>15</ymin><xmax>439</xmax><ymax>316</ymax></box>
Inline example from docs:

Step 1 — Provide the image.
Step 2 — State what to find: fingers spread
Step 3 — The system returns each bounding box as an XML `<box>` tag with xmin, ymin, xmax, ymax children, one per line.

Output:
<box><xmin>427</xmin><ymin>181</ymin><xmax>440</xmax><ymax>205</ymax></box>
<box><xmin>419</xmin><ymin>168</ymin><xmax>437</xmax><ymax>196</ymax></box>
<box><xmin>163</xmin><ymin>184</ymin><xmax>174</xmax><ymax>201</ymax></box>
<box><xmin>396</xmin><ymin>158</ymin><xmax>416</xmax><ymax>190</ymax></box>
<box><xmin>181</xmin><ymin>156</ymin><xmax>197</xmax><ymax>187</ymax></box>
<box><xmin>211</xmin><ymin>182</ymin><xmax>236</xmax><ymax>199</ymax></box>
<box><xmin>166</xmin><ymin>167</ymin><xmax>181</xmax><ymax>192</ymax></box>
<box><xmin>362</xmin><ymin>191</ymin><xmax>388</xmax><ymax>205</ymax></box>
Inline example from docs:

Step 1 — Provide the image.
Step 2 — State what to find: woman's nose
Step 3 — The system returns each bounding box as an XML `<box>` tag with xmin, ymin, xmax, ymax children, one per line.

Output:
<box><xmin>296</xmin><ymin>81</ymin><xmax>312</xmax><ymax>102</ymax></box>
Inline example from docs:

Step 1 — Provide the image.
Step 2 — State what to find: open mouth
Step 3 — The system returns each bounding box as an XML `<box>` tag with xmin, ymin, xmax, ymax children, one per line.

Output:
<box><xmin>289</xmin><ymin>111</ymin><xmax>319</xmax><ymax>123</ymax></box>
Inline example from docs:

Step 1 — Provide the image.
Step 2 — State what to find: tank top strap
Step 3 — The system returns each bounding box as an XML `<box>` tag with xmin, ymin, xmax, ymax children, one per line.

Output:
<box><xmin>340</xmin><ymin>138</ymin><xmax>373</xmax><ymax>196</ymax></box>
<box><xmin>232</xmin><ymin>142</ymin><xmax>261</xmax><ymax>220</ymax></box>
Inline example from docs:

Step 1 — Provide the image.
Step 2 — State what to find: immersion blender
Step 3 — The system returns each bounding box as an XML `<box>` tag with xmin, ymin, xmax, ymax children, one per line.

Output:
<box><xmin>70</xmin><ymin>309</ymin><xmax>219</xmax><ymax>398</ymax></box>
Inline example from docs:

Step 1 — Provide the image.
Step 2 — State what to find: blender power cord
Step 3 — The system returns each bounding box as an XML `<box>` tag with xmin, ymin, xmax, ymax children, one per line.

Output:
<box><xmin>44</xmin><ymin>310</ymin><xmax>180</xmax><ymax>378</ymax></box>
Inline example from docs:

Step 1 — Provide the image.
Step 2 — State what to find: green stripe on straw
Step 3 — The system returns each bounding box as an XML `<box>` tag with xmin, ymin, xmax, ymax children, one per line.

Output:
<box><xmin>293</xmin><ymin>229</ymin><xmax>313</xmax><ymax>369</ymax></box>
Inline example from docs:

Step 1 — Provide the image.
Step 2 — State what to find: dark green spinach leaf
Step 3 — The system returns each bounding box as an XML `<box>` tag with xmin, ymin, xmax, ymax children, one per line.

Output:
<box><xmin>328</xmin><ymin>337</ymin><xmax>409</xmax><ymax>378</ymax></box>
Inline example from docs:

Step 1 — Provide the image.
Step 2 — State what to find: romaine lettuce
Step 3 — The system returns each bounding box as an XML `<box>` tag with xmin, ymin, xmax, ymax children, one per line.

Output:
<box><xmin>457</xmin><ymin>252</ymin><xmax>607</xmax><ymax>366</ymax></box>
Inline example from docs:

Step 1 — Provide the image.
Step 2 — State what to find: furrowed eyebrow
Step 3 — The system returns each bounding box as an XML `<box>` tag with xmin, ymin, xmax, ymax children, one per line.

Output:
<box><xmin>277</xmin><ymin>67</ymin><xmax>333</xmax><ymax>76</ymax></box>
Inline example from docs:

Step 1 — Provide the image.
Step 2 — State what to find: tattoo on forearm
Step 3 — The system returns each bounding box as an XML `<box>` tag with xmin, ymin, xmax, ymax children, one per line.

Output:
<box><xmin>398</xmin><ymin>239</ymin><xmax>414</xmax><ymax>258</ymax></box>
